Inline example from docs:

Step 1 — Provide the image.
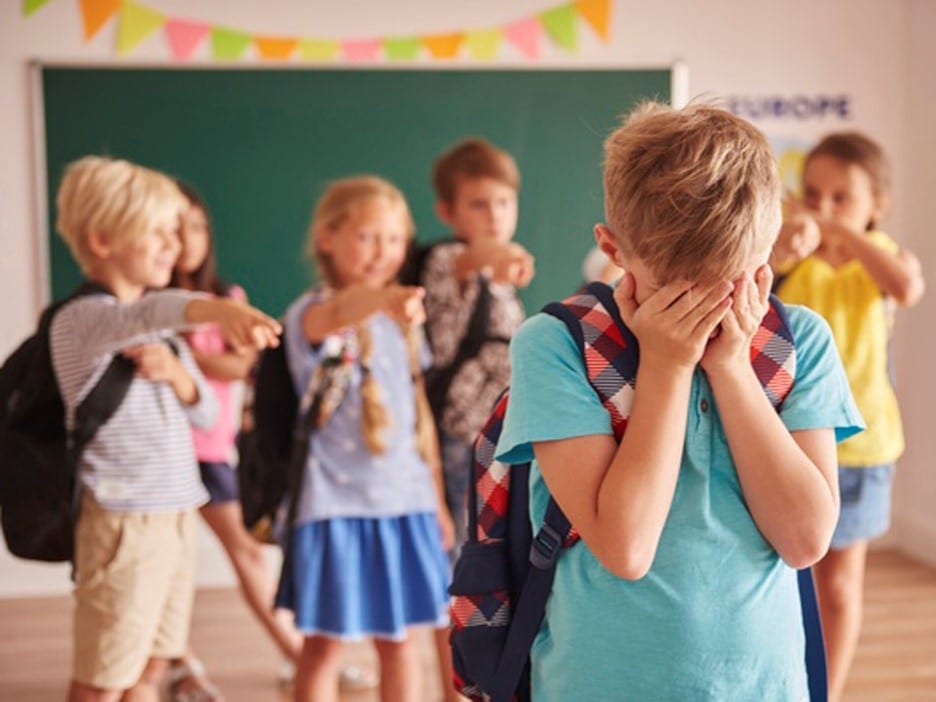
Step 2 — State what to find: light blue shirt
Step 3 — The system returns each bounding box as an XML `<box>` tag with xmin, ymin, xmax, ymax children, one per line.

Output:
<box><xmin>283</xmin><ymin>292</ymin><xmax>438</xmax><ymax>524</ymax></box>
<box><xmin>496</xmin><ymin>304</ymin><xmax>864</xmax><ymax>701</ymax></box>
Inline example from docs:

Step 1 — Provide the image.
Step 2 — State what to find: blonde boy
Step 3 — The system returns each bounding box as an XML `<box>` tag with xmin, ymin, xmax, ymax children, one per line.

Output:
<box><xmin>420</xmin><ymin>138</ymin><xmax>534</xmax><ymax>556</ymax></box>
<box><xmin>494</xmin><ymin>104</ymin><xmax>864</xmax><ymax>700</ymax></box>
<box><xmin>53</xmin><ymin>156</ymin><xmax>279</xmax><ymax>702</ymax></box>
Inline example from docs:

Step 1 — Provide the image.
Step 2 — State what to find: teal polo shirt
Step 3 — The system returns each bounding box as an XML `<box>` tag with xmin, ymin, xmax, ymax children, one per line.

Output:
<box><xmin>496</xmin><ymin>304</ymin><xmax>863</xmax><ymax>701</ymax></box>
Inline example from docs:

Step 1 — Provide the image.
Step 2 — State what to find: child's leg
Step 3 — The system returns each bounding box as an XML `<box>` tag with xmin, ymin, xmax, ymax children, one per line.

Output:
<box><xmin>373</xmin><ymin>635</ymin><xmax>421</xmax><ymax>702</ymax></box>
<box><xmin>433</xmin><ymin>626</ymin><xmax>469</xmax><ymax>702</ymax></box>
<box><xmin>440</xmin><ymin>432</ymin><xmax>474</xmax><ymax>561</ymax></box>
<box><xmin>813</xmin><ymin>541</ymin><xmax>869</xmax><ymax>702</ymax></box>
<box><xmin>121</xmin><ymin>657</ymin><xmax>169</xmax><ymax>702</ymax></box>
<box><xmin>67</xmin><ymin>681</ymin><xmax>122</xmax><ymax>702</ymax></box>
<box><xmin>295</xmin><ymin>636</ymin><xmax>344</xmax><ymax>702</ymax></box>
<box><xmin>200</xmin><ymin>501</ymin><xmax>303</xmax><ymax>660</ymax></box>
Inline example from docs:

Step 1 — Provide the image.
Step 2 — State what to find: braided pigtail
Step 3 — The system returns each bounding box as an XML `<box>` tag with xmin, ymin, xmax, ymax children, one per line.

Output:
<box><xmin>358</xmin><ymin>323</ymin><xmax>390</xmax><ymax>455</ymax></box>
<box><xmin>403</xmin><ymin>324</ymin><xmax>437</xmax><ymax>465</ymax></box>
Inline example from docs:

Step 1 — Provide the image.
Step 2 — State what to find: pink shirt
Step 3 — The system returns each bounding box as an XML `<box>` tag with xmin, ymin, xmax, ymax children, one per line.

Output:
<box><xmin>186</xmin><ymin>285</ymin><xmax>245</xmax><ymax>463</ymax></box>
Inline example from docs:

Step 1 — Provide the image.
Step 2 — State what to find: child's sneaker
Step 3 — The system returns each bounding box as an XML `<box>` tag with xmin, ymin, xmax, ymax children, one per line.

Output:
<box><xmin>276</xmin><ymin>661</ymin><xmax>377</xmax><ymax>692</ymax></box>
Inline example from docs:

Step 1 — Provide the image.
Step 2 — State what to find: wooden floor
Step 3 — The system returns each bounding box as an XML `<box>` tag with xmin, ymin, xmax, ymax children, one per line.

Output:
<box><xmin>0</xmin><ymin>550</ymin><xmax>934</xmax><ymax>701</ymax></box>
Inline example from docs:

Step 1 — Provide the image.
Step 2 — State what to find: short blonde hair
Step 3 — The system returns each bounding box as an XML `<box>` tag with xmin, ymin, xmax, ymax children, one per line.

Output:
<box><xmin>308</xmin><ymin>175</ymin><xmax>415</xmax><ymax>285</ymax></box>
<box><xmin>56</xmin><ymin>156</ymin><xmax>185</xmax><ymax>272</ymax></box>
<box><xmin>432</xmin><ymin>138</ymin><xmax>520</xmax><ymax>204</ymax></box>
<box><xmin>603</xmin><ymin>102</ymin><xmax>781</xmax><ymax>282</ymax></box>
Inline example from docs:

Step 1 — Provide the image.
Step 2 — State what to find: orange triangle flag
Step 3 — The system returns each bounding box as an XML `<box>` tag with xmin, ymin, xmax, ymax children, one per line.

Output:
<box><xmin>80</xmin><ymin>0</ymin><xmax>122</xmax><ymax>40</ymax></box>
<box><xmin>576</xmin><ymin>0</ymin><xmax>611</xmax><ymax>41</ymax></box>
<box><xmin>256</xmin><ymin>36</ymin><xmax>298</xmax><ymax>60</ymax></box>
<box><xmin>422</xmin><ymin>32</ymin><xmax>463</xmax><ymax>59</ymax></box>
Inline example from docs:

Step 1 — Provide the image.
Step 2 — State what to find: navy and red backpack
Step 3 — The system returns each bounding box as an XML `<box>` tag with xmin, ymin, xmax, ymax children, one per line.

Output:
<box><xmin>448</xmin><ymin>281</ymin><xmax>827</xmax><ymax>702</ymax></box>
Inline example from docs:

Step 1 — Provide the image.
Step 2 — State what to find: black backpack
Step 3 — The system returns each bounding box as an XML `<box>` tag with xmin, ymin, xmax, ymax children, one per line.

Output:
<box><xmin>401</xmin><ymin>239</ymin><xmax>509</xmax><ymax>419</ymax></box>
<box><xmin>237</xmin><ymin>341</ymin><xmax>299</xmax><ymax>542</ymax></box>
<box><xmin>0</xmin><ymin>283</ymin><xmax>135</xmax><ymax>563</ymax></box>
<box><xmin>238</xmin><ymin>328</ymin><xmax>355</xmax><ymax>543</ymax></box>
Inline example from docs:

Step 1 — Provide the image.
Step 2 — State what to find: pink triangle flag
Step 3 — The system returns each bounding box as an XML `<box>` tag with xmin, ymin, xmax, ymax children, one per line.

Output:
<box><xmin>504</xmin><ymin>17</ymin><xmax>541</xmax><ymax>59</ymax></box>
<box><xmin>165</xmin><ymin>18</ymin><xmax>209</xmax><ymax>61</ymax></box>
<box><xmin>342</xmin><ymin>39</ymin><xmax>381</xmax><ymax>62</ymax></box>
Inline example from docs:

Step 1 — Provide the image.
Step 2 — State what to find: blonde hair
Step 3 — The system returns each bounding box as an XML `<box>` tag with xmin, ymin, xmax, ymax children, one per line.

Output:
<box><xmin>432</xmin><ymin>138</ymin><xmax>520</xmax><ymax>204</ymax></box>
<box><xmin>307</xmin><ymin>175</ymin><xmax>434</xmax><ymax>463</ymax></box>
<box><xmin>603</xmin><ymin>102</ymin><xmax>781</xmax><ymax>282</ymax></box>
<box><xmin>55</xmin><ymin>156</ymin><xmax>185</xmax><ymax>273</ymax></box>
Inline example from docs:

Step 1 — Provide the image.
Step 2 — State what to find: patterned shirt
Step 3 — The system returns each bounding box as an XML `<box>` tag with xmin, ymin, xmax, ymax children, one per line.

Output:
<box><xmin>422</xmin><ymin>241</ymin><xmax>525</xmax><ymax>444</ymax></box>
<box><xmin>50</xmin><ymin>290</ymin><xmax>215</xmax><ymax>512</ymax></box>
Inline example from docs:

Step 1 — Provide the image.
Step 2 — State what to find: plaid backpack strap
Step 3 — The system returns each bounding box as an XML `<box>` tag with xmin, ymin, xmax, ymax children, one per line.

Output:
<box><xmin>544</xmin><ymin>281</ymin><xmax>638</xmax><ymax>441</ymax></box>
<box><xmin>751</xmin><ymin>294</ymin><xmax>797</xmax><ymax>409</ymax></box>
<box><xmin>472</xmin><ymin>391</ymin><xmax>512</xmax><ymax>542</ymax></box>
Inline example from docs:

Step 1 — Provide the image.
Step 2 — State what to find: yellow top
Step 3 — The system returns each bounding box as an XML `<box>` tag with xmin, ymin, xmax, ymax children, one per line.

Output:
<box><xmin>775</xmin><ymin>231</ymin><xmax>904</xmax><ymax>466</ymax></box>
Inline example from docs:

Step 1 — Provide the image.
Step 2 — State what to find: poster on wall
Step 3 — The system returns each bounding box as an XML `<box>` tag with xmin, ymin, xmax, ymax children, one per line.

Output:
<box><xmin>727</xmin><ymin>93</ymin><xmax>852</xmax><ymax>194</ymax></box>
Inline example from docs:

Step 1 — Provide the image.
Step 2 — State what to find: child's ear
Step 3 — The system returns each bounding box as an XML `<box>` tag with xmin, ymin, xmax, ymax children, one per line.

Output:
<box><xmin>594</xmin><ymin>224</ymin><xmax>628</xmax><ymax>269</ymax></box>
<box><xmin>434</xmin><ymin>200</ymin><xmax>454</xmax><ymax>227</ymax></box>
<box><xmin>86</xmin><ymin>229</ymin><xmax>113</xmax><ymax>260</ymax></box>
<box><xmin>315</xmin><ymin>224</ymin><xmax>334</xmax><ymax>254</ymax></box>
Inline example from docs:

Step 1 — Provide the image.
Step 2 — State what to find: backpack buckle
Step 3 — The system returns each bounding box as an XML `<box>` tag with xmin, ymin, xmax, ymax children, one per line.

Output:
<box><xmin>530</xmin><ymin>523</ymin><xmax>562</xmax><ymax>569</ymax></box>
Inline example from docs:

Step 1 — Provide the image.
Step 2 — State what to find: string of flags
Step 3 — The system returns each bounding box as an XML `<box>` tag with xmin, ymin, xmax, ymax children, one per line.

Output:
<box><xmin>22</xmin><ymin>0</ymin><xmax>612</xmax><ymax>61</ymax></box>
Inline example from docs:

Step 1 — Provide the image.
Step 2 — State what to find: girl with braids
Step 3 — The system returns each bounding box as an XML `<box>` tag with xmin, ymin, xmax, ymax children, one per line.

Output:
<box><xmin>275</xmin><ymin>176</ymin><xmax>455</xmax><ymax>702</ymax></box>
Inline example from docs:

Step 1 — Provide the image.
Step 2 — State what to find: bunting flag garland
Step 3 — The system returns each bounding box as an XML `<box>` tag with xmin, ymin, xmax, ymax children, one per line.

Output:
<box><xmin>165</xmin><ymin>18</ymin><xmax>209</xmax><ymax>61</ymax></box>
<box><xmin>23</xmin><ymin>0</ymin><xmax>53</xmax><ymax>16</ymax></box>
<box><xmin>576</xmin><ymin>0</ymin><xmax>612</xmax><ymax>40</ymax></box>
<box><xmin>26</xmin><ymin>0</ymin><xmax>612</xmax><ymax>61</ymax></box>
<box><xmin>116</xmin><ymin>0</ymin><xmax>164</xmax><ymax>54</ymax></box>
<box><xmin>504</xmin><ymin>17</ymin><xmax>542</xmax><ymax>59</ymax></box>
<box><xmin>79</xmin><ymin>0</ymin><xmax>121</xmax><ymax>40</ymax></box>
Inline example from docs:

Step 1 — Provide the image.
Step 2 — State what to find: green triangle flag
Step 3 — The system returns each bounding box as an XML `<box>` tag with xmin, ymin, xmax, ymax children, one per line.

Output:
<box><xmin>539</xmin><ymin>4</ymin><xmax>578</xmax><ymax>51</ymax></box>
<box><xmin>384</xmin><ymin>37</ymin><xmax>421</xmax><ymax>60</ymax></box>
<box><xmin>212</xmin><ymin>26</ymin><xmax>252</xmax><ymax>60</ymax></box>
<box><xmin>23</xmin><ymin>0</ymin><xmax>52</xmax><ymax>16</ymax></box>
<box><xmin>116</xmin><ymin>1</ymin><xmax>165</xmax><ymax>54</ymax></box>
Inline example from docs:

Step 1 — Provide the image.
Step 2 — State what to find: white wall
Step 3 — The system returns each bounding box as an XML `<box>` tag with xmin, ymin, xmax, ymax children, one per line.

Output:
<box><xmin>0</xmin><ymin>0</ymin><xmax>932</xmax><ymax>595</ymax></box>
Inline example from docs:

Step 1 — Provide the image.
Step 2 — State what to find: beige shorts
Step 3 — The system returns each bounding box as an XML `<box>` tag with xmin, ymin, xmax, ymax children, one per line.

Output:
<box><xmin>72</xmin><ymin>494</ymin><xmax>197</xmax><ymax>691</ymax></box>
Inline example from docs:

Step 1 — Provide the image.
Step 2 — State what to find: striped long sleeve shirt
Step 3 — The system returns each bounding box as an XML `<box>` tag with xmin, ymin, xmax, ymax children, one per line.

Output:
<box><xmin>49</xmin><ymin>290</ymin><xmax>216</xmax><ymax>512</ymax></box>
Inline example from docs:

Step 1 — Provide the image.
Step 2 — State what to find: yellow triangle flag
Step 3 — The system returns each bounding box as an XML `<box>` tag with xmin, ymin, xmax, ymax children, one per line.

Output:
<box><xmin>465</xmin><ymin>29</ymin><xmax>502</xmax><ymax>60</ymax></box>
<box><xmin>576</xmin><ymin>0</ymin><xmax>611</xmax><ymax>40</ymax></box>
<box><xmin>256</xmin><ymin>36</ymin><xmax>298</xmax><ymax>60</ymax></box>
<box><xmin>116</xmin><ymin>1</ymin><xmax>165</xmax><ymax>54</ymax></box>
<box><xmin>298</xmin><ymin>38</ymin><xmax>340</xmax><ymax>61</ymax></box>
<box><xmin>422</xmin><ymin>33</ymin><xmax>464</xmax><ymax>59</ymax></box>
<box><xmin>80</xmin><ymin>0</ymin><xmax>121</xmax><ymax>40</ymax></box>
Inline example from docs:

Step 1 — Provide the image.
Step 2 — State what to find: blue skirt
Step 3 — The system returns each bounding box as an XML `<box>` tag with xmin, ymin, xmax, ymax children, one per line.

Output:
<box><xmin>275</xmin><ymin>512</ymin><xmax>450</xmax><ymax>640</ymax></box>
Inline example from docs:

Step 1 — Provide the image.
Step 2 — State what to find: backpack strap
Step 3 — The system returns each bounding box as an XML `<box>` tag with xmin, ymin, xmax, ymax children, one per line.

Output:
<box><xmin>487</xmin><ymin>498</ymin><xmax>571</xmax><ymax>702</ymax></box>
<box><xmin>283</xmin><ymin>336</ymin><xmax>357</xmax><ymax>532</ymax></box>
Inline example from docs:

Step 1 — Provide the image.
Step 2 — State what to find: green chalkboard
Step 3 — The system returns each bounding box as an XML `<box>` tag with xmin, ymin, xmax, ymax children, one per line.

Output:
<box><xmin>42</xmin><ymin>67</ymin><xmax>670</xmax><ymax>315</ymax></box>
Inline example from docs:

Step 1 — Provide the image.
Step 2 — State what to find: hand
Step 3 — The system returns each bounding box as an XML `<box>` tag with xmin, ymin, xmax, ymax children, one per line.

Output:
<box><xmin>123</xmin><ymin>342</ymin><xmax>183</xmax><ymax>383</ymax></box>
<box><xmin>701</xmin><ymin>265</ymin><xmax>773</xmax><ymax>376</ymax></box>
<box><xmin>437</xmin><ymin>506</ymin><xmax>456</xmax><ymax>551</ymax></box>
<box><xmin>488</xmin><ymin>243</ymin><xmax>535</xmax><ymax>287</ymax></box>
<box><xmin>382</xmin><ymin>285</ymin><xmax>426</xmax><ymax>326</ymax></box>
<box><xmin>616</xmin><ymin>272</ymin><xmax>733</xmax><ymax>370</ymax></box>
<box><xmin>190</xmin><ymin>298</ymin><xmax>282</xmax><ymax>353</ymax></box>
<box><xmin>773</xmin><ymin>197</ymin><xmax>820</xmax><ymax>266</ymax></box>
